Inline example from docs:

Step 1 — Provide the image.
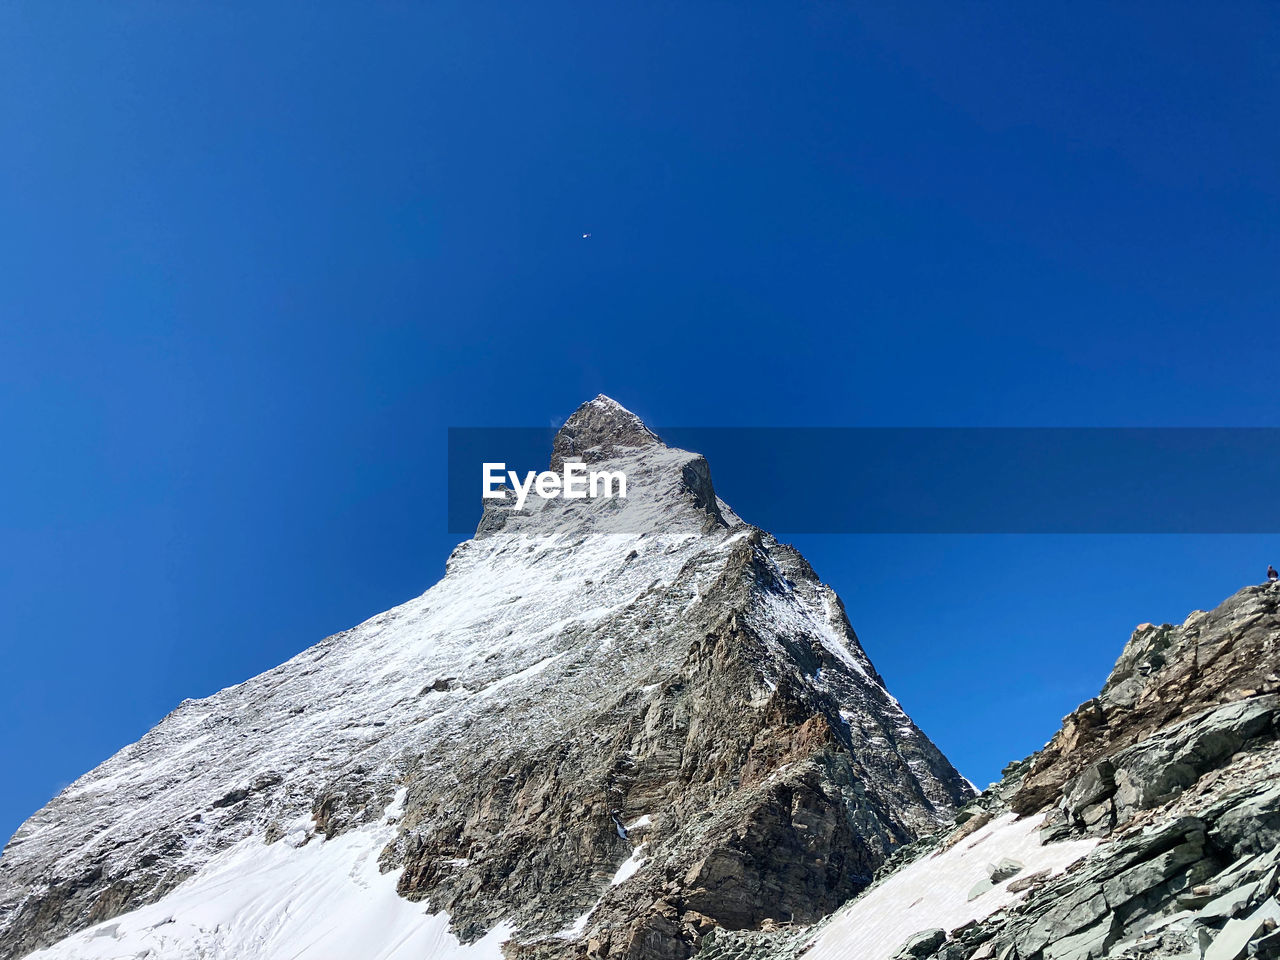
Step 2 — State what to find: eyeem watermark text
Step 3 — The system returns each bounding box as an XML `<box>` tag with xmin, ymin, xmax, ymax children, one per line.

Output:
<box><xmin>483</xmin><ymin>462</ymin><xmax>627</xmax><ymax>510</ymax></box>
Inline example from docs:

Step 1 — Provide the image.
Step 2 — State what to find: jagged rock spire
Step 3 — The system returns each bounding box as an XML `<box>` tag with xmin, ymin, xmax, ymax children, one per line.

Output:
<box><xmin>550</xmin><ymin>395</ymin><xmax>661</xmax><ymax>469</ymax></box>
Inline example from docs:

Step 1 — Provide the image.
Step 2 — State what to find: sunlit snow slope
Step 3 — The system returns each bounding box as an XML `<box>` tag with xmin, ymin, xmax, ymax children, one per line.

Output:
<box><xmin>804</xmin><ymin>814</ymin><xmax>1097</xmax><ymax>960</ymax></box>
<box><xmin>24</xmin><ymin>805</ymin><xmax>514</xmax><ymax>960</ymax></box>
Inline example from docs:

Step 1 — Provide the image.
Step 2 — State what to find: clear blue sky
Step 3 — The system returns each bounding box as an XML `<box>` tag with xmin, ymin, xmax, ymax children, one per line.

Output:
<box><xmin>2</xmin><ymin>3</ymin><xmax>1278</xmax><ymax>841</ymax></box>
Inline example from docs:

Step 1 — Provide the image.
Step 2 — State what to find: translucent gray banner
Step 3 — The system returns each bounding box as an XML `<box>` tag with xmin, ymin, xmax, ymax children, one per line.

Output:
<box><xmin>448</xmin><ymin>427</ymin><xmax>1280</xmax><ymax>535</ymax></box>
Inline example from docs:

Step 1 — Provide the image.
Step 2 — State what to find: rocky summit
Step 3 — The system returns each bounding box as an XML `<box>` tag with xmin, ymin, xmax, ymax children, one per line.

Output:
<box><xmin>0</xmin><ymin>396</ymin><xmax>973</xmax><ymax>960</ymax></box>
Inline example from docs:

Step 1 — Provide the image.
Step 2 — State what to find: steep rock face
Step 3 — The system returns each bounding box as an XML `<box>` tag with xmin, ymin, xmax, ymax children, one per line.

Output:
<box><xmin>0</xmin><ymin>396</ymin><xmax>973</xmax><ymax>960</ymax></box>
<box><xmin>783</xmin><ymin>581</ymin><xmax>1280</xmax><ymax>960</ymax></box>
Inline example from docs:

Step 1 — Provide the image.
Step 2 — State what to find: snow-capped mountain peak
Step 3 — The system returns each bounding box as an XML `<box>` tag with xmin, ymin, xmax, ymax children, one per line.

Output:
<box><xmin>0</xmin><ymin>398</ymin><xmax>973</xmax><ymax>960</ymax></box>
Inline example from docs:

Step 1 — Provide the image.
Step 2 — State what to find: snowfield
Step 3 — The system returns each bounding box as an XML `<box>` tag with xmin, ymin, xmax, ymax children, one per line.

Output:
<box><xmin>805</xmin><ymin>813</ymin><xmax>1098</xmax><ymax>960</ymax></box>
<box><xmin>23</xmin><ymin>817</ymin><xmax>513</xmax><ymax>960</ymax></box>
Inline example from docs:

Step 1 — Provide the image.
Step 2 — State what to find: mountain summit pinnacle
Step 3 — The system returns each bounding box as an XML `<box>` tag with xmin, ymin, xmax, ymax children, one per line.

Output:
<box><xmin>477</xmin><ymin>396</ymin><xmax>716</xmax><ymax>539</ymax></box>
<box><xmin>551</xmin><ymin>395</ymin><xmax>661</xmax><ymax>468</ymax></box>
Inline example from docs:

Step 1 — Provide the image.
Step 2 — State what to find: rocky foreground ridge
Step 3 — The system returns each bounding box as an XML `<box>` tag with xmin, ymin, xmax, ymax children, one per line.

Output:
<box><xmin>0</xmin><ymin>397</ymin><xmax>973</xmax><ymax>960</ymax></box>
<box><xmin>718</xmin><ymin>579</ymin><xmax>1280</xmax><ymax>960</ymax></box>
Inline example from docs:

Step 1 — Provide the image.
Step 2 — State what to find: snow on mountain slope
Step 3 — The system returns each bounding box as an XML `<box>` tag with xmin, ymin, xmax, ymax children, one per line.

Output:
<box><xmin>23</xmin><ymin>812</ymin><xmax>514</xmax><ymax>960</ymax></box>
<box><xmin>803</xmin><ymin>813</ymin><xmax>1098</xmax><ymax>960</ymax></box>
<box><xmin>0</xmin><ymin>396</ymin><xmax>975</xmax><ymax>960</ymax></box>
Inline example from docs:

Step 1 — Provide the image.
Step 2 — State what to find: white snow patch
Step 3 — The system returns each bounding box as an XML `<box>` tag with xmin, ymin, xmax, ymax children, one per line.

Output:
<box><xmin>279</xmin><ymin>812</ymin><xmax>315</xmax><ymax>849</ymax></box>
<box><xmin>610</xmin><ymin>844</ymin><xmax>649</xmax><ymax>886</ymax></box>
<box><xmin>480</xmin><ymin>653</ymin><xmax>567</xmax><ymax>696</ymax></box>
<box><xmin>557</xmin><ymin>910</ymin><xmax>594</xmax><ymax>939</ymax></box>
<box><xmin>382</xmin><ymin>787</ymin><xmax>409</xmax><ymax>823</ymax></box>
<box><xmin>805</xmin><ymin>813</ymin><xmax>1097</xmax><ymax>960</ymax></box>
<box><xmin>25</xmin><ymin>823</ymin><xmax>513</xmax><ymax>960</ymax></box>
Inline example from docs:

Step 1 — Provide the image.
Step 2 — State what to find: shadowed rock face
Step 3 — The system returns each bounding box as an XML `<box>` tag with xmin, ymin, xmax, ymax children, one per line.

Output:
<box><xmin>0</xmin><ymin>396</ymin><xmax>973</xmax><ymax>960</ymax></box>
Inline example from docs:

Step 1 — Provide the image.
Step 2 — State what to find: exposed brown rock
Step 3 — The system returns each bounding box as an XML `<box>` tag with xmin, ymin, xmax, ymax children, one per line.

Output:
<box><xmin>1011</xmin><ymin>584</ymin><xmax>1280</xmax><ymax>819</ymax></box>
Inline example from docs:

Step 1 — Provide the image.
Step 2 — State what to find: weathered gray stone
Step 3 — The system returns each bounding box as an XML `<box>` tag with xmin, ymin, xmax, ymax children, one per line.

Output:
<box><xmin>1079</xmin><ymin>801</ymin><xmax>1114</xmax><ymax>829</ymax></box>
<box><xmin>1039</xmin><ymin>916</ymin><xmax>1117</xmax><ymax>960</ymax></box>
<box><xmin>1008</xmin><ymin>870</ymin><xmax>1052</xmax><ymax>894</ymax></box>
<box><xmin>988</xmin><ymin>859</ymin><xmax>1025</xmax><ymax>883</ymax></box>
<box><xmin>895</xmin><ymin>928</ymin><xmax>947</xmax><ymax>959</ymax></box>
<box><xmin>1102</xmin><ymin>833</ymin><xmax>1206</xmax><ymax>909</ymax></box>
<box><xmin>1064</xmin><ymin>761</ymin><xmax>1117</xmax><ymax>821</ymax></box>
<box><xmin>1178</xmin><ymin>890</ymin><xmax>1218</xmax><ymax>909</ymax></box>
<box><xmin>1203</xmin><ymin>898</ymin><xmax>1280</xmax><ymax>960</ymax></box>
<box><xmin>1012</xmin><ymin>581</ymin><xmax>1280</xmax><ymax>822</ymax></box>
<box><xmin>1251</xmin><ymin>927</ymin><xmax>1280</xmax><ymax>960</ymax></box>
<box><xmin>1212</xmin><ymin>851</ymin><xmax>1270</xmax><ymax>894</ymax></box>
<box><xmin>1107</xmin><ymin>697</ymin><xmax>1280</xmax><ymax>822</ymax></box>
<box><xmin>859</xmin><ymin>609</ymin><xmax>1280</xmax><ymax>960</ymax></box>
<box><xmin>1016</xmin><ymin>886</ymin><xmax>1110</xmax><ymax>957</ymax></box>
<box><xmin>1144</xmin><ymin>909</ymin><xmax>1196</xmax><ymax>934</ymax></box>
<box><xmin>1210</xmin><ymin>783</ymin><xmax>1280</xmax><ymax>861</ymax></box>
<box><xmin>1198</xmin><ymin>881</ymin><xmax>1260</xmax><ymax>921</ymax></box>
<box><xmin>1260</xmin><ymin>866</ymin><xmax>1279</xmax><ymax>901</ymax></box>
<box><xmin>1041</xmin><ymin>820</ymin><xmax>1077</xmax><ymax>844</ymax></box>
